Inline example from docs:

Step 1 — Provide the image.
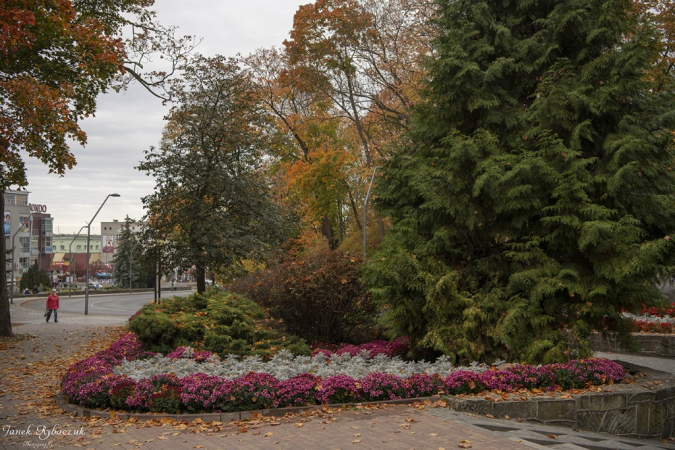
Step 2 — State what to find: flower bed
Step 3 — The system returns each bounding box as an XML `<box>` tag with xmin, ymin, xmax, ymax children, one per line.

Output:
<box><xmin>620</xmin><ymin>302</ymin><xmax>675</xmax><ymax>333</ymax></box>
<box><xmin>639</xmin><ymin>303</ymin><xmax>675</xmax><ymax>318</ymax></box>
<box><xmin>632</xmin><ymin>320</ymin><xmax>675</xmax><ymax>334</ymax></box>
<box><xmin>61</xmin><ymin>333</ymin><xmax>626</xmax><ymax>414</ymax></box>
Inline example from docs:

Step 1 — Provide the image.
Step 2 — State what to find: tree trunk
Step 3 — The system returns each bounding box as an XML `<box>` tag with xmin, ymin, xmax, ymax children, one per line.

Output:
<box><xmin>321</xmin><ymin>216</ymin><xmax>339</xmax><ymax>250</ymax></box>
<box><xmin>348</xmin><ymin>190</ymin><xmax>362</xmax><ymax>232</ymax></box>
<box><xmin>195</xmin><ymin>263</ymin><xmax>206</xmax><ymax>294</ymax></box>
<box><xmin>0</xmin><ymin>187</ymin><xmax>14</xmax><ymax>337</ymax></box>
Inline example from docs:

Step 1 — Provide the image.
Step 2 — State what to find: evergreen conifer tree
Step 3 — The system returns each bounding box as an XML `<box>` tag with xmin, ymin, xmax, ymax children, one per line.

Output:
<box><xmin>364</xmin><ymin>0</ymin><xmax>675</xmax><ymax>364</ymax></box>
<box><xmin>112</xmin><ymin>217</ymin><xmax>145</xmax><ymax>289</ymax></box>
<box><xmin>19</xmin><ymin>262</ymin><xmax>51</xmax><ymax>292</ymax></box>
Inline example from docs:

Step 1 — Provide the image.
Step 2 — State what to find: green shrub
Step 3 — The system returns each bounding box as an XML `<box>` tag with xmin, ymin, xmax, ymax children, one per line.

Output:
<box><xmin>229</xmin><ymin>250</ymin><xmax>378</xmax><ymax>345</ymax></box>
<box><xmin>127</xmin><ymin>291</ymin><xmax>310</xmax><ymax>358</ymax></box>
<box><xmin>19</xmin><ymin>262</ymin><xmax>51</xmax><ymax>292</ymax></box>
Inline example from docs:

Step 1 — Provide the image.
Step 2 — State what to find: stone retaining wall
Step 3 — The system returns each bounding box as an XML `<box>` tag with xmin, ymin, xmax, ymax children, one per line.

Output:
<box><xmin>444</xmin><ymin>363</ymin><xmax>675</xmax><ymax>440</ymax></box>
<box><xmin>590</xmin><ymin>333</ymin><xmax>675</xmax><ymax>359</ymax></box>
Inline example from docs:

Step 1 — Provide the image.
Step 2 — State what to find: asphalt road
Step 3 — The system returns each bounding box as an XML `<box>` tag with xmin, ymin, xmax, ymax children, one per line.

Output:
<box><xmin>21</xmin><ymin>289</ymin><xmax>195</xmax><ymax>317</ymax></box>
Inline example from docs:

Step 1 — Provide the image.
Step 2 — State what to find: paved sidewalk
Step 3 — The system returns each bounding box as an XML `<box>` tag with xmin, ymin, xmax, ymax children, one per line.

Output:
<box><xmin>1</xmin><ymin>302</ymin><xmax>675</xmax><ymax>449</ymax></box>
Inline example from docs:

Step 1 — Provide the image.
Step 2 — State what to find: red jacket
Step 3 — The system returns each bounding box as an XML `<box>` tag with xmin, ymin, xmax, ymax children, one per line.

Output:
<box><xmin>46</xmin><ymin>293</ymin><xmax>59</xmax><ymax>310</ymax></box>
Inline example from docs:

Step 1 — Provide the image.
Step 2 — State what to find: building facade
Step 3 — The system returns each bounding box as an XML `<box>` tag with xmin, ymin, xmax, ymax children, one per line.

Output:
<box><xmin>31</xmin><ymin>212</ymin><xmax>54</xmax><ymax>273</ymax></box>
<box><xmin>100</xmin><ymin>219</ymin><xmax>142</xmax><ymax>265</ymax></box>
<box><xmin>51</xmin><ymin>234</ymin><xmax>102</xmax><ymax>283</ymax></box>
<box><xmin>3</xmin><ymin>191</ymin><xmax>54</xmax><ymax>288</ymax></box>
<box><xmin>4</xmin><ymin>190</ymin><xmax>31</xmax><ymax>288</ymax></box>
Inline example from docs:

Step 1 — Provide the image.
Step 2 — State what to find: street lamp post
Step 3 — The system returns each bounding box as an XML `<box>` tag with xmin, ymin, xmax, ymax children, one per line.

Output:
<box><xmin>129</xmin><ymin>241</ymin><xmax>134</xmax><ymax>295</ymax></box>
<box><xmin>10</xmin><ymin>215</ymin><xmax>32</xmax><ymax>304</ymax></box>
<box><xmin>363</xmin><ymin>166</ymin><xmax>381</xmax><ymax>260</ymax></box>
<box><xmin>85</xmin><ymin>194</ymin><xmax>120</xmax><ymax>315</ymax></box>
<box><xmin>68</xmin><ymin>225</ymin><xmax>87</xmax><ymax>298</ymax></box>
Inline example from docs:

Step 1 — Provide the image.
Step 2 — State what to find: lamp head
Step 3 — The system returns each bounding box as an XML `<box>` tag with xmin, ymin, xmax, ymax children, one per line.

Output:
<box><xmin>110</xmin><ymin>193</ymin><xmax>121</xmax><ymax>197</ymax></box>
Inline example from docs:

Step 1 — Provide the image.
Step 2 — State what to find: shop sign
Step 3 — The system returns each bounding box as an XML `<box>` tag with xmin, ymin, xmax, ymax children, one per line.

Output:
<box><xmin>29</xmin><ymin>204</ymin><xmax>47</xmax><ymax>213</ymax></box>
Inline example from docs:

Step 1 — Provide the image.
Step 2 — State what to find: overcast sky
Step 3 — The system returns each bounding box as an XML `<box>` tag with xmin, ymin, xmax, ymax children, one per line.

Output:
<box><xmin>22</xmin><ymin>0</ymin><xmax>307</xmax><ymax>235</ymax></box>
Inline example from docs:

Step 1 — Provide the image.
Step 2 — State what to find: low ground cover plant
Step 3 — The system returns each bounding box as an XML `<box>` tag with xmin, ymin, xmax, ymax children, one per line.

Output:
<box><xmin>61</xmin><ymin>333</ymin><xmax>626</xmax><ymax>414</ymax></box>
<box><xmin>126</xmin><ymin>291</ymin><xmax>310</xmax><ymax>358</ymax></box>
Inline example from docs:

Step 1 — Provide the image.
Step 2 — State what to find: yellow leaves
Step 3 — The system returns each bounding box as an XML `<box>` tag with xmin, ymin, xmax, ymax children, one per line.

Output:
<box><xmin>458</xmin><ymin>439</ymin><xmax>472</xmax><ymax>448</ymax></box>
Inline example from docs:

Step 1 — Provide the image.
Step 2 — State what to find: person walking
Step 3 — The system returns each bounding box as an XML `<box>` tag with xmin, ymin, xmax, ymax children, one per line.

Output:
<box><xmin>46</xmin><ymin>288</ymin><xmax>59</xmax><ymax>323</ymax></box>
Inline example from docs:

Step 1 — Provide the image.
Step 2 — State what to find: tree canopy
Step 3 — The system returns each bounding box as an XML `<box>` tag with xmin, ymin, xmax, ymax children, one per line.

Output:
<box><xmin>0</xmin><ymin>0</ymin><xmax>193</xmax><ymax>337</ymax></box>
<box><xmin>138</xmin><ymin>55</ymin><xmax>293</xmax><ymax>293</ymax></box>
<box><xmin>363</xmin><ymin>0</ymin><xmax>675</xmax><ymax>364</ymax></box>
<box><xmin>245</xmin><ymin>0</ymin><xmax>436</xmax><ymax>250</ymax></box>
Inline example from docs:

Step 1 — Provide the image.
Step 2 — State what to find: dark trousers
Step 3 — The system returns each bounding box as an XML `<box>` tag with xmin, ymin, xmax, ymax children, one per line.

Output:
<box><xmin>46</xmin><ymin>309</ymin><xmax>58</xmax><ymax>322</ymax></box>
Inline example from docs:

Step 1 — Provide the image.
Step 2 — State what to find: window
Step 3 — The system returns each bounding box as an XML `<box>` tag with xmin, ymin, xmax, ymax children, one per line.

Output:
<box><xmin>16</xmin><ymin>195</ymin><xmax>27</xmax><ymax>206</ymax></box>
<box><xmin>19</xmin><ymin>216</ymin><xmax>30</xmax><ymax>232</ymax></box>
<box><xmin>4</xmin><ymin>194</ymin><xmax>14</xmax><ymax>206</ymax></box>
<box><xmin>31</xmin><ymin>235</ymin><xmax>38</xmax><ymax>249</ymax></box>
<box><xmin>19</xmin><ymin>257</ymin><xmax>29</xmax><ymax>272</ymax></box>
<box><xmin>41</xmin><ymin>236</ymin><xmax>52</xmax><ymax>252</ymax></box>
<box><xmin>42</xmin><ymin>219</ymin><xmax>53</xmax><ymax>233</ymax></box>
<box><xmin>19</xmin><ymin>237</ymin><xmax>30</xmax><ymax>253</ymax></box>
<box><xmin>76</xmin><ymin>245</ymin><xmax>82</xmax><ymax>251</ymax></box>
<box><xmin>60</xmin><ymin>245</ymin><xmax>65</xmax><ymax>250</ymax></box>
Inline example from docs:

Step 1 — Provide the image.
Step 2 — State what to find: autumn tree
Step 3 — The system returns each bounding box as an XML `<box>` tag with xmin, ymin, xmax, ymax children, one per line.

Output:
<box><xmin>631</xmin><ymin>0</ymin><xmax>675</xmax><ymax>90</ymax></box>
<box><xmin>0</xmin><ymin>0</ymin><xmax>194</xmax><ymax>337</ymax></box>
<box><xmin>246</xmin><ymin>0</ymin><xmax>436</xmax><ymax>250</ymax></box>
<box><xmin>138</xmin><ymin>55</ymin><xmax>293</xmax><ymax>294</ymax></box>
<box><xmin>364</xmin><ymin>0</ymin><xmax>675</xmax><ymax>364</ymax></box>
<box><xmin>245</xmin><ymin>48</ymin><xmax>351</xmax><ymax>250</ymax></box>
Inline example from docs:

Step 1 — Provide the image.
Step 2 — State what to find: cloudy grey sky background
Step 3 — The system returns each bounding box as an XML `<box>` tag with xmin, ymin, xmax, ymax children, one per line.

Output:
<box><xmin>22</xmin><ymin>0</ymin><xmax>307</xmax><ymax>235</ymax></box>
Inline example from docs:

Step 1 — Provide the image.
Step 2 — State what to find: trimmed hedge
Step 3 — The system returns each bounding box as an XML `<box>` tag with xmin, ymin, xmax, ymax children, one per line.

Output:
<box><xmin>127</xmin><ymin>291</ymin><xmax>310</xmax><ymax>358</ymax></box>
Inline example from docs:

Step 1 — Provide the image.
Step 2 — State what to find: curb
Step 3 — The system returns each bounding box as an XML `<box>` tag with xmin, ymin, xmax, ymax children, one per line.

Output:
<box><xmin>55</xmin><ymin>393</ymin><xmax>440</xmax><ymax>423</ymax></box>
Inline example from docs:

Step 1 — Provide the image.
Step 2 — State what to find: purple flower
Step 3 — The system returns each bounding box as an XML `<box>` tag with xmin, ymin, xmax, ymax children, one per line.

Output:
<box><xmin>315</xmin><ymin>375</ymin><xmax>360</xmax><ymax>404</ymax></box>
<box><xmin>403</xmin><ymin>373</ymin><xmax>444</xmax><ymax>398</ymax></box>
<box><xmin>227</xmin><ymin>372</ymin><xmax>279</xmax><ymax>411</ymax></box>
<box><xmin>275</xmin><ymin>374</ymin><xmax>318</xmax><ymax>408</ymax></box>
<box><xmin>360</xmin><ymin>373</ymin><xmax>406</xmax><ymax>401</ymax></box>
<box><xmin>444</xmin><ymin>370</ymin><xmax>485</xmax><ymax>395</ymax></box>
<box><xmin>167</xmin><ymin>346</ymin><xmax>216</xmax><ymax>362</ymax></box>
